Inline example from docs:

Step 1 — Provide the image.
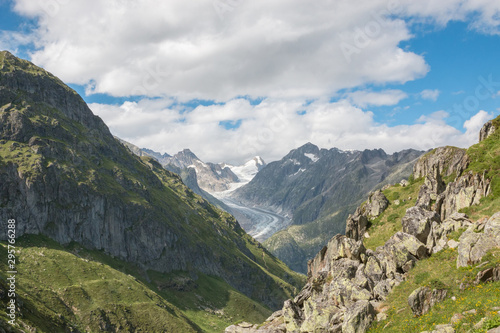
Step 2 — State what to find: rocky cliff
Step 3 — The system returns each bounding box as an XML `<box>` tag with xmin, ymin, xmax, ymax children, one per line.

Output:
<box><xmin>226</xmin><ymin>118</ymin><xmax>500</xmax><ymax>332</ymax></box>
<box><xmin>0</xmin><ymin>51</ymin><xmax>304</xmax><ymax>312</ymax></box>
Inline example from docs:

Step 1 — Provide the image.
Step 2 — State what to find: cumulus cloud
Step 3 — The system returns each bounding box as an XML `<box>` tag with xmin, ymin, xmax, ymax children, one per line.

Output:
<box><xmin>90</xmin><ymin>99</ymin><xmax>494</xmax><ymax>164</ymax></box>
<box><xmin>9</xmin><ymin>0</ymin><xmax>500</xmax><ymax>101</ymax></box>
<box><xmin>346</xmin><ymin>90</ymin><xmax>408</xmax><ymax>108</ymax></box>
<box><xmin>6</xmin><ymin>0</ymin><xmax>500</xmax><ymax>163</ymax></box>
<box><xmin>420</xmin><ymin>89</ymin><xmax>441</xmax><ymax>101</ymax></box>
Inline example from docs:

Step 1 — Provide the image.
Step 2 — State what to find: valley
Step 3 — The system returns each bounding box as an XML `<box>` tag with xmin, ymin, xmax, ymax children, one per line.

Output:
<box><xmin>211</xmin><ymin>194</ymin><xmax>291</xmax><ymax>242</ymax></box>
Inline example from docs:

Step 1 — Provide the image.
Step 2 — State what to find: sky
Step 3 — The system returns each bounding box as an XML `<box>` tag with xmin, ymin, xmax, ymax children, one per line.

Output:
<box><xmin>1</xmin><ymin>0</ymin><xmax>500</xmax><ymax>165</ymax></box>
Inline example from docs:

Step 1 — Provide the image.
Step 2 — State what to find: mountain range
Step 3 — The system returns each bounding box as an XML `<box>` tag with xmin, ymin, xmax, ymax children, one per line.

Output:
<box><xmin>226</xmin><ymin>143</ymin><xmax>423</xmax><ymax>272</ymax></box>
<box><xmin>0</xmin><ymin>51</ymin><xmax>304</xmax><ymax>332</ymax></box>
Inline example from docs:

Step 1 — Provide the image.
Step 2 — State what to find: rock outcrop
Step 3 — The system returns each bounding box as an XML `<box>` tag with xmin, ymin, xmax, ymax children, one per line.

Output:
<box><xmin>227</xmin><ymin>117</ymin><xmax>498</xmax><ymax>333</ymax></box>
<box><xmin>437</xmin><ymin>171</ymin><xmax>491</xmax><ymax>220</ymax></box>
<box><xmin>412</xmin><ymin>146</ymin><xmax>469</xmax><ymax>180</ymax></box>
<box><xmin>457</xmin><ymin>212</ymin><xmax>500</xmax><ymax>267</ymax></box>
<box><xmin>480</xmin><ymin>120</ymin><xmax>496</xmax><ymax>142</ymax></box>
<box><xmin>345</xmin><ymin>191</ymin><xmax>389</xmax><ymax>242</ymax></box>
<box><xmin>401</xmin><ymin>206</ymin><xmax>441</xmax><ymax>243</ymax></box>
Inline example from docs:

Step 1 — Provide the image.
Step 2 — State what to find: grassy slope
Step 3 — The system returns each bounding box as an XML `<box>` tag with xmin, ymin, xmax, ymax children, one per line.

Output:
<box><xmin>0</xmin><ymin>235</ymin><xmax>277</xmax><ymax>333</ymax></box>
<box><xmin>365</xmin><ymin>117</ymin><xmax>500</xmax><ymax>332</ymax></box>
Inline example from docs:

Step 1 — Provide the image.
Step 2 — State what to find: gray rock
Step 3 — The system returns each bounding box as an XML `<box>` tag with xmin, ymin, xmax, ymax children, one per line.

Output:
<box><xmin>439</xmin><ymin>171</ymin><xmax>491</xmax><ymax>220</ymax></box>
<box><xmin>426</xmin><ymin>213</ymin><xmax>472</xmax><ymax>253</ymax></box>
<box><xmin>364</xmin><ymin>190</ymin><xmax>390</xmax><ymax>218</ymax></box>
<box><xmin>373</xmin><ymin>280</ymin><xmax>392</xmax><ymax>300</ymax></box>
<box><xmin>408</xmin><ymin>287</ymin><xmax>447</xmax><ymax>316</ymax></box>
<box><xmin>457</xmin><ymin>213</ymin><xmax>500</xmax><ymax>267</ymax></box>
<box><xmin>346</xmin><ymin>208</ymin><xmax>369</xmax><ymax>242</ymax></box>
<box><xmin>342</xmin><ymin>300</ymin><xmax>375</xmax><ymax>333</ymax></box>
<box><xmin>475</xmin><ymin>266</ymin><xmax>500</xmax><ymax>284</ymax></box>
<box><xmin>282</xmin><ymin>299</ymin><xmax>304</xmax><ymax>332</ymax></box>
<box><xmin>402</xmin><ymin>206</ymin><xmax>441</xmax><ymax>243</ymax></box>
<box><xmin>308</xmin><ymin>235</ymin><xmax>366</xmax><ymax>279</ymax></box>
<box><xmin>377</xmin><ymin>232</ymin><xmax>428</xmax><ymax>277</ymax></box>
<box><xmin>364</xmin><ymin>255</ymin><xmax>385</xmax><ymax>283</ymax></box>
<box><xmin>413</xmin><ymin>146</ymin><xmax>468</xmax><ymax>180</ymax></box>
<box><xmin>480</xmin><ymin>120</ymin><xmax>496</xmax><ymax>142</ymax></box>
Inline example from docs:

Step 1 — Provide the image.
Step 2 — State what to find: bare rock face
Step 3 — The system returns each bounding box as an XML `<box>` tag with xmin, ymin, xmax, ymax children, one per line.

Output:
<box><xmin>408</xmin><ymin>287</ymin><xmax>447</xmax><ymax>317</ymax></box>
<box><xmin>346</xmin><ymin>191</ymin><xmax>389</xmax><ymax>242</ymax></box>
<box><xmin>401</xmin><ymin>206</ymin><xmax>441</xmax><ymax>243</ymax></box>
<box><xmin>438</xmin><ymin>171</ymin><xmax>491</xmax><ymax>220</ymax></box>
<box><xmin>479</xmin><ymin>120</ymin><xmax>496</xmax><ymax>142</ymax></box>
<box><xmin>413</xmin><ymin>146</ymin><xmax>468</xmax><ymax>180</ymax></box>
<box><xmin>342</xmin><ymin>301</ymin><xmax>376</xmax><ymax>333</ymax></box>
<box><xmin>416</xmin><ymin>163</ymin><xmax>446</xmax><ymax>209</ymax></box>
<box><xmin>426</xmin><ymin>213</ymin><xmax>473</xmax><ymax>253</ymax></box>
<box><xmin>308</xmin><ymin>235</ymin><xmax>366</xmax><ymax>279</ymax></box>
<box><xmin>346</xmin><ymin>208</ymin><xmax>369</xmax><ymax>242</ymax></box>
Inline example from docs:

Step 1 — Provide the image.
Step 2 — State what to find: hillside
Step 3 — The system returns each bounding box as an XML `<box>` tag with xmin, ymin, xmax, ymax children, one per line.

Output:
<box><xmin>227</xmin><ymin>117</ymin><xmax>500</xmax><ymax>332</ymax></box>
<box><xmin>0</xmin><ymin>51</ymin><xmax>305</xmax><ymax>332</ymax></box>
<box><xmin>231</xmin><ymin>143</ymin><xmax>423</xmax><ymax>272</ymax></box>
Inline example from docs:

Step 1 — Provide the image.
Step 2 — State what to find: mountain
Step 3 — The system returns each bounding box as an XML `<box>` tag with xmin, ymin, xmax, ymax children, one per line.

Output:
<box><xmin>229</xmin><ymin>142</ymin><xmax>423</xmax><ymax>272</ymax></box>
<box><xmin>0</xmin><ymin>51</ymin><xmax>305</xmax><ymax>332</ymax></box>
<box><xmin>224</xmin><ymin>156</ymin><xmax>267</xmax><ymax>185</ymax></box>
<box><xmin>163</xmin><ymin>149</ymin><xmax>239</xmax><ymax>192</ymax></box>
<box><xmin>227</xmin><ymin>117</ymin><xmax>500</xmax><ymax>333</ymax></box>
<box><xmin>116</xmin><ymin>138</ymin><xmax>233</xmax><ymax>214</ymax></box>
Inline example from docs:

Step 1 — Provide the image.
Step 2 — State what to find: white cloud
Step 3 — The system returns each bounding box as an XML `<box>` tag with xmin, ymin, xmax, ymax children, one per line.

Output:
<box><xmin>91</xmin><ymin>98</ymin><xmax>494</xmax><ymax>164</ymax></box>
<box><xmin>9</xmin><ymin>0</ymin><xmax>500</xmax><ymax>101</ymax></box>
<box><xmin>346</xmin><ymin>90</ymin><xmax>408</xmax><ymax>108</ymax></box>
<box><xmin>420</xmin><ymin>89</ymin><xmax>441</xmax><ymax>101</ymax></box>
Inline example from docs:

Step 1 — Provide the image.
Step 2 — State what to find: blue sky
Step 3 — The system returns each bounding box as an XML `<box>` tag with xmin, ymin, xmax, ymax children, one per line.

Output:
<box><xmin>1</xmin><ymin>0</ymin><xmax>499</xmax><ymax>164</ymax></box>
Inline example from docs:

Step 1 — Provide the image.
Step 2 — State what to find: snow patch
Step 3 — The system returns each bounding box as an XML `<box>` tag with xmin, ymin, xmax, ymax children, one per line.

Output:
<box><xmin>304</xmin><ymin>153</ymin><xmax>319</xmax><ymax>162</ymax></box>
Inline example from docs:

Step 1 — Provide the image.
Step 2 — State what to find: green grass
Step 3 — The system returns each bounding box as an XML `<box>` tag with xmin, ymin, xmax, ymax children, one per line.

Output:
<box><xmin>460</xmin><ymin>117</ymin><xmax>500</xmax><ymax>221</ymax></box>
<box><xmin>0</xmin><ymin>235</ymin><xmax>200</xmax><ymax>332</ymax></box>
<box><xmin>368</xmin><ymin>248</ymin><xmax>500</xmax><ymax>333</ymax></box>
<box><xmin>366</xmin><ymin>120</ymin><xmax>500</xmax><ymax>332</ymax></box>
<box><xmin>0</xmin><ymin>235</ymin><xmax>294</xmax><ymax>333</ymax></box>
<box><xmin>364</xmin><ymin>180</ymin><xmax>423</xmax><ymax>250</ymax></box>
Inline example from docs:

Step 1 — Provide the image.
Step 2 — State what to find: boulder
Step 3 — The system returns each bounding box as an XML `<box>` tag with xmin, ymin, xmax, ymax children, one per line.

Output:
<box><xmin>373</xmin><ymin>280</ymin><xmax>392</xmax><ymax>300</ymax></box>
<box><xmin>364</xmin><ymin>255</ymin><xmax>385</xmax><ymax>283</ymax></box>
<box><xmin>475</xmin><ymin>266</ymin><xmax>500</xmax><ymax>284</ymax></box>
<box><xmin>376</xmin><ymin>232</ymin><xmax>428</xmax><ymax>277</ymax></box>
<box><xmin>341</xmin><ymin>300</ymin><xmax>376</xmax><ymax>333</ymax></box>
<box><xmin>402</xmin><ymin>207</ymin><xmax>441</xmax><ymax>243</ymax></box>
<box><xmin>408</xmin><ymin>287</ymin><xmax>447</xmax><ymax>316</ymax></box>
<box><xmin>457</xmin><ymin>213</ymin><xmax>500</xmax><ymax>268</ymax></box>
<box><xmin>364</xmin><ymin>190</ymin><xmax>390</xmax><ymax>218</ymax></box>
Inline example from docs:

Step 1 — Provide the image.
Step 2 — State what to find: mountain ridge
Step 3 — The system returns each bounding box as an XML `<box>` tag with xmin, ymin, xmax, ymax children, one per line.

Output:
<box><xmin>0</xmin><ymin>51</ymin><xmax>305</xmax><ymax>331</ymax></box>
